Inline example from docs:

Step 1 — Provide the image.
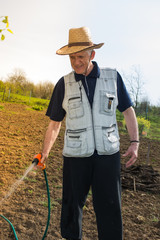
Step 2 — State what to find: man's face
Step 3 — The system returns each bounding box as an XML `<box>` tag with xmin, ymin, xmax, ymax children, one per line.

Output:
<box><xmin>69</xmin><ymin>50</ymin><xmax>95</xmax><ymax>75</ymax></box>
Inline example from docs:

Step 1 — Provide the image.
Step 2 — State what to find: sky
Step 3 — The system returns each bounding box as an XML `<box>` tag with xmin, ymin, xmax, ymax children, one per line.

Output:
<box><xmin>0</xmin><ymin>0</ymin><xmax>160</xmax><ymax>105</ymax></box>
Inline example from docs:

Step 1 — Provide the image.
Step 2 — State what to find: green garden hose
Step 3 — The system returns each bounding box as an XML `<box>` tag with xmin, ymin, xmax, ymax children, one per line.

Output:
<box><xmin>42</xmin><ymin>168</ymin><xmax>51</xmax><ymax>240</ymax></box>
<box><xmin>0</xmin><ymin>167</ymin><xmax>51</xmax><ymax>240</ymax></box>
<box><xmin>0</xmin><ymin>214</ymin><xmax>19</xmax><ymax>240</ymax></box>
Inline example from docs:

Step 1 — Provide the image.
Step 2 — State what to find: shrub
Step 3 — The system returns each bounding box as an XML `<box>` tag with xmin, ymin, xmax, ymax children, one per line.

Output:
<box><xmin>137</xmin><ymin>117</ymin><xmax>151</xmax><ymax>135</ymax></box>
<box><xmin>122</xmin><ymin>116</ymin><xmax>151</xmax><ymax>135</ymax></box>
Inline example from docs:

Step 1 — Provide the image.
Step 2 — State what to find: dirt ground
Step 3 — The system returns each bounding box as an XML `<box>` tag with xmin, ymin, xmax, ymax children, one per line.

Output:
<box><xmin>0</xmin><ymin>103</ymin><xmax>159</xmax><ymax>240</ymax></box>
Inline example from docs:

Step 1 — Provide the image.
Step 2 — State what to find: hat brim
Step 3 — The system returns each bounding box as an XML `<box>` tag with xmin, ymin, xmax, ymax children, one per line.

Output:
<box><xmin>56</xmin><ymin>43</ymin><xmax>104</xmax><ymax>55</ymax></box>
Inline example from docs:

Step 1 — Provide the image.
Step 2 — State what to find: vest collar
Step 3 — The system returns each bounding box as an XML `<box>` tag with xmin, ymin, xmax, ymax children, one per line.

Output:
<box><xmin>74</xmin><ymin>61</ymin><xmax>100</xmax><ymax>82</ymax></box>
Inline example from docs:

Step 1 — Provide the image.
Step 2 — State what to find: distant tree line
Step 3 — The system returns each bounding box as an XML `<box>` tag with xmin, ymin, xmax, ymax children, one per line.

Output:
<box><xmin>0</xmin><ymin>69</ymin><xmax>54</xmax><ymax>100</ymax></box>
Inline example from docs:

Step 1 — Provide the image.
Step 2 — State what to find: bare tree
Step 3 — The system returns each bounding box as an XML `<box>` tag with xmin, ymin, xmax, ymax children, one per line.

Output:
<box><xmin>34</xmin><ymin>81</ymin><xmax>54</xmax><ymax>99</ymax></box>
<box><xmin>4</xmin><ymin>68</ymin><xmax>54</xmax><ymax>99</ymax></box>
<box><xmin>122</xmin><ymin>65</ymin><xmax>145</xmax><ymax>111</ymax></box>
<box><xmin>6</xmin><ymin>68</ymin><xmax>28</xmax><ymax>94</ymax></box>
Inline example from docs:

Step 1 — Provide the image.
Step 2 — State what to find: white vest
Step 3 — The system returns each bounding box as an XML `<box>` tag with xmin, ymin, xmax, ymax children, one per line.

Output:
<box><xmin>62</xmin><ymin>68</ymin><xmax>120</xmax><ymax>157</ymax></box>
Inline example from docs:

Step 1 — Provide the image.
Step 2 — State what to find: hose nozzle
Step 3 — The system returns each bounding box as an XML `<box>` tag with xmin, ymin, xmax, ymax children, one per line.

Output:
<box><xmin>32</xmin><ymin>153</ymin><xmax>46</xmax><ymax>170</ymax></box>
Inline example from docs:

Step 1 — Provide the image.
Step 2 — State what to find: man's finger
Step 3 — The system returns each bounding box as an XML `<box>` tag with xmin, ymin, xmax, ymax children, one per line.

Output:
<box><xmin>126</xmin><ymin>156</ymin><xmax>136</xmax><ymax>168</ymax></box>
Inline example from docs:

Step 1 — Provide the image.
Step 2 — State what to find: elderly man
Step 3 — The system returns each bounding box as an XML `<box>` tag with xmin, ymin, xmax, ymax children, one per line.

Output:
<box><xmin>40</xmin><ymin>27</ymin><xmax>139</xmax><ymax>240</ymax></box>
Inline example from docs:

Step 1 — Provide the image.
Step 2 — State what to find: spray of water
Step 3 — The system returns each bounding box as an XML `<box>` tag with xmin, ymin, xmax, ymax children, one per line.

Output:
<box><xmin>0</xmin><ymin>162</ymin><xmax>36</xmax><ymax>205</ymax></box>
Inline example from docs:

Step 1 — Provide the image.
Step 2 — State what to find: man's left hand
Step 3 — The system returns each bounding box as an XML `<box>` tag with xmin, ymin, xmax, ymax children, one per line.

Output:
<box><xmin>123</xmin><ymin>143</ymin><xmax>139</xmax><ymax>168</ymax></box>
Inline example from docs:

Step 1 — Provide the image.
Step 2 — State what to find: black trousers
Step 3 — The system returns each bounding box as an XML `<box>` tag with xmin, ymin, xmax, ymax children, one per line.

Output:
<box><xmin>61</xmin><ymin>151</ymin><xmax>122</xmax><ymax>240</ymax></box>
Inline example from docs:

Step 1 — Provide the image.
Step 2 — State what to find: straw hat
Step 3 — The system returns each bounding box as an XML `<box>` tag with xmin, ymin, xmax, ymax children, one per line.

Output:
<box><xmin>56</xmin><ymin>27</ymin><xmax>104</xmax><ymax>55</ymax></box>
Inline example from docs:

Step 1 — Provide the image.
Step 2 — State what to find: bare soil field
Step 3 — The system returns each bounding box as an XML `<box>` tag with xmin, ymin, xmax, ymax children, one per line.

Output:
<box><xmin>0</xmin><ymin>103</ymin><xmax>160</xmax><ymax>240</ymax></box>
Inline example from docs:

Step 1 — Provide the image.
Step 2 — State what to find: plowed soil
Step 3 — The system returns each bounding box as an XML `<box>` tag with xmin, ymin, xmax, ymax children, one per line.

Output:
<box><xmin>0</xmin><ymin>103</ymin><xmax>160</xmax><ymax>240</ymax></box>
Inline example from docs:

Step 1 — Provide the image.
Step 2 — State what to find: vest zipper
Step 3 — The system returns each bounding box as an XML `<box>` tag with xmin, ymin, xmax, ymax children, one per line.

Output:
<box><xmin>85</xmin><ymin>76</ymin><xmax>89</xmax><ymax>96</ymax></box>
<box><xmin>69</xmin><ymin>96</ymin><xmax>81</xmax><ymax>101</ymax></box>
<box><xmin>78</xmin><ymin>81</ymin><xmax>83</xmax><ymax>101</ymax></box>
<box><xmin>67</xmin><ymin>128</ymin><xmax>87</xmax><ymax>134</ymax></box>
<box><xmin>102</xmin><ymin>124</ymin><xmax>116</xmax><ymax>130</ymax></box>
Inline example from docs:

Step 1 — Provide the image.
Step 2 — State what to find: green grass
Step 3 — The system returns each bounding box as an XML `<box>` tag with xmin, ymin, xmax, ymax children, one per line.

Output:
<box><xmin>147</xmin><ymin>122</ymin><xmax>160</xmax><ymax>140</ymax></box>
<box><xmin>40</xmin><ymin>200</ymin><xmax>57</xmax><ymax>210</ymax></box>
<box><xmin>32</xmin><ymin>105</ymin><xmax>44</xmax><ymax>111</ymax></box>
<box><xmin>24</xmin><ymin>177</ymin><xmax>37</xmax><ymax>183</ymax></box>
<box><xmin>0</xmin><ymin>92</ymin><xmax>49</xmax><ymax>109</ymax></box>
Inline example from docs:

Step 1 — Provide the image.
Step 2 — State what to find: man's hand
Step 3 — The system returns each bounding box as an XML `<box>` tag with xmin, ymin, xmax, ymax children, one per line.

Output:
<box><xmin>123</xmin><ymin>142</ymin><xmax>139</xmax><ymax>168</ymax></box>
<box><xmin>33</xmin><ymin>153</ymin><xmax>48</xmax><ymax>170</ymax></box>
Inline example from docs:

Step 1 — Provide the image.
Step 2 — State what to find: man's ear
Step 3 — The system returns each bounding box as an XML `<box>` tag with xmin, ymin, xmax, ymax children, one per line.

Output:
<box><xmin>91</xmin><ymin>50</ymin><xmax>95</xmax><ymax>60</ymax></box>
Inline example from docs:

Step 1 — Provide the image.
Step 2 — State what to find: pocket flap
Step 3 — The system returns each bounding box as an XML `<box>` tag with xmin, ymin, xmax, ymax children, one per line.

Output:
<box><xmin>108</xmin><ymin>135</ymin><xmax>118</xmax><ymax>143</ymax></box>
<box><xmin>106</xmin><ymin>93</ymin><xmax>115</xmax><ymax>99</ymax></box>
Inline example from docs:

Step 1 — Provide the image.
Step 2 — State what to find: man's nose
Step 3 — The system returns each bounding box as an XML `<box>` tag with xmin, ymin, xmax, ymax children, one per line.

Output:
<box><xmin>73</xmin><ymin>57</ymin><xmax>80</xmax><ymax>66</ymax></box>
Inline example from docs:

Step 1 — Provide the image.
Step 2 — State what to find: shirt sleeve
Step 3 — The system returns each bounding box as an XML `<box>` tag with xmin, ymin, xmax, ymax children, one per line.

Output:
<box><xmin>117</xmin><ymin>72</ymin><xmax>133</xmax><ymax>112</ymax></box>
<box><xmin>46</xmin><ymin>77</ymin><xmax>66</xmax><ymax>121</ymax></box>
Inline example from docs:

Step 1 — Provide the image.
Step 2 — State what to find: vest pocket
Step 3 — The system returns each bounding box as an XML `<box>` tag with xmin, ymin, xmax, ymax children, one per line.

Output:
<box><xmin>64</xmin><ymin>128</ymin><xmax>88</xmax><ymax>156</ymax></box>
<box><xmin>102</xmin><ymin>125</ymin><xmax>119</xmax><ymax>153</ymax></box>
<box><xmin>100</xmin><ymin>92</ymin><xmax>115</xmax><ymax>116</ymax></box>
<box><xmin>68</xmin><ymin>97</ymin><xmax>84</xmax><ymax>119</ymax></box>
